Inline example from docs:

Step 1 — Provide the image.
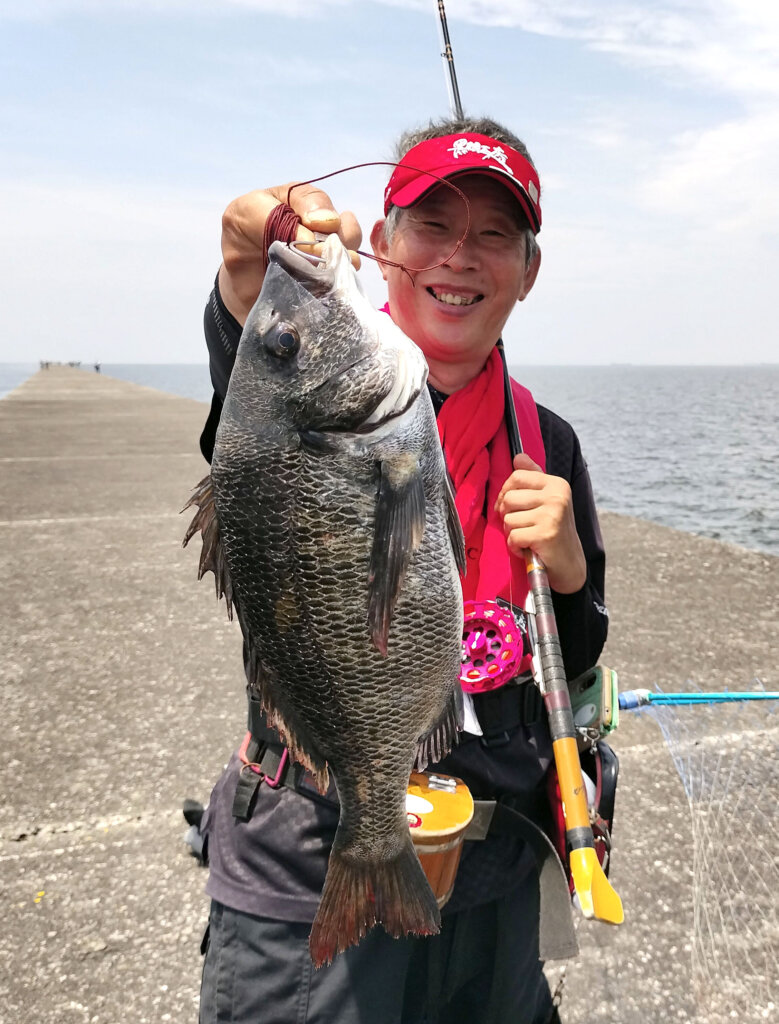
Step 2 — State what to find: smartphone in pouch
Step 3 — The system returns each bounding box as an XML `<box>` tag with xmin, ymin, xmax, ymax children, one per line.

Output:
<box><xmin>568</xmin><ymin>665</ymin><xmax>619</xmax><ymax>749</ymax></box>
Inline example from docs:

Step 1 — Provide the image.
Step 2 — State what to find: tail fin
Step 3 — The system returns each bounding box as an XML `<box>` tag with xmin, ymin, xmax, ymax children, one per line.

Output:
<box><xmin>308</xmin><ymin>837</ymin><xmax>441</xmax><ymax>967</ymax></box>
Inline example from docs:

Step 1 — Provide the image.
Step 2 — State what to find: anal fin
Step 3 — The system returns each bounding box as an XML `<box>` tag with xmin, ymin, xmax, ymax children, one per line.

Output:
<box><xmin>414</xmin><ymin>683</ymin><xmax>463</xmax><ymax>771</ymax></box>
<box><xmin>245</xmin><ymin>644</ymin><xmax>330</xmax><ymax>794</ymax></box>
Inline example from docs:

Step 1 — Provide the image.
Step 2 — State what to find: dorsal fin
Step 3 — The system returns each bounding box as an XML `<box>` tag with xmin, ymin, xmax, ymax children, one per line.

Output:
<box><xmin>182</xmin><ymin>475</ymin><xmax>234</xmax><ymax>619</ymax></box>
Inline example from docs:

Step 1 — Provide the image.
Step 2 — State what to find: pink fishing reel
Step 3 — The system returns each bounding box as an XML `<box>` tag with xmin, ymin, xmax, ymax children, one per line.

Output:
<box><xmin>460</xmin><ymin>600</ymin><xmax>527</xmax><ymax>694</ymax></box>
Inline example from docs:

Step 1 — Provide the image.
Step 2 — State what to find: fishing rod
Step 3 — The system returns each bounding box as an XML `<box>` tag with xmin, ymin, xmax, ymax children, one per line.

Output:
<box><xmin>499</xmin><ymin>338</ymin><xmax>622</xmax><ymax>925</ymax></box>
<box><xmin>620</xmin><ymin>688</ymin><xmax>779</xmax><ymax>709</ymax></box>
<box><xmin>433</xmin><ymin>0</ymin><xmax>622</xmax><ymax>925</ymax></box>
<box><xmin>435</xmin><ymin>0</ymin><xmax>464</xmax><ymax>120</ymax></box>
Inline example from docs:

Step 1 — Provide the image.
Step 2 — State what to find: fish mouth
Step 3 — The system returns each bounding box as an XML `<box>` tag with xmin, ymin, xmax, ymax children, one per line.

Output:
<box><xmin>268</xmin><ymin>239</ymin><xmax>336</xmax><ymax>298</ymax></box>
<box><xmin>269</xmin><ymin>234</ymin><xmax>356</xmax><ymax>299</ymax></box>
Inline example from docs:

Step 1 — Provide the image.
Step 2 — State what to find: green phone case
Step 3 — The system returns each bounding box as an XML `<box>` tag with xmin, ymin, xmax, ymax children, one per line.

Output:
<box><xmin>568</xmin><ymin>665</ymin><xmax>619</xmax><ymax>748</ymax></box>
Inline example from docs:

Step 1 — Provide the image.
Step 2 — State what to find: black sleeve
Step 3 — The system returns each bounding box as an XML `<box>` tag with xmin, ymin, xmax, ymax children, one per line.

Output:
<box><xmin>199</xmin><ymin>274</ymin><xmax>243</xmax><ymax>463</ymax></box>
<box><xmin>537</xmin><ymin>404</ymin><xmax>609</xmax><ymax>679</ymax></box>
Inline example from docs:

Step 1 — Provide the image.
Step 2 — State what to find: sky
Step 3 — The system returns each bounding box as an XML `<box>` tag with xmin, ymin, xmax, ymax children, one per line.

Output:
<box><xmin>1</xmin><ymin>0</ymin><xmax>777</xmax><ymax>366</ymax></box>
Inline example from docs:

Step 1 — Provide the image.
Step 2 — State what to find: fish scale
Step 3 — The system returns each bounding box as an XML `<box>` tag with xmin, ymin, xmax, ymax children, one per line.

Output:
<box><xmin>187</xmin><ymin>233</ymin><xmax>465</xmax><ymax>965</ymax></box>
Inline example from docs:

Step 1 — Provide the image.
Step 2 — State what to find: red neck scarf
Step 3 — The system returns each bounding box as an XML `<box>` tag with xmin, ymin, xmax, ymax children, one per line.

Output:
<box><xmin>436</xmin><ymin>347</ymin><xmax>546</xmax><ymax>607</ymax></box>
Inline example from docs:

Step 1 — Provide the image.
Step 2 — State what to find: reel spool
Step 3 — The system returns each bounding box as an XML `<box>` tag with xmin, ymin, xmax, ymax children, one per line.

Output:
<box><xmin>459</xmin><ymin>600</ymin><xmax>525</xmax><ymax>694</ymax></box>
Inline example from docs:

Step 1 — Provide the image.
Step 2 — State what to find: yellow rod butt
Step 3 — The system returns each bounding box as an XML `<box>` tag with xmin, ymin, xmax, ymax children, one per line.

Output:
<box><xmin>569</xmin><ymin>847</ymin><xmax>624</xmax><ymax>925</ymax></box>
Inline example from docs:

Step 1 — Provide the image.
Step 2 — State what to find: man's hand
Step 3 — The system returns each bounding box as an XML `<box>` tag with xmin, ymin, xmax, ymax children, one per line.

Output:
<box><xmin>218</xmin><ymin>184</ymin><xmax>363</xmax><ymax>325</ymax></box>
<box><xmin>495</xmin><ymin>453</ymin><xmax>587</xmax><ymax>594</ymax></box>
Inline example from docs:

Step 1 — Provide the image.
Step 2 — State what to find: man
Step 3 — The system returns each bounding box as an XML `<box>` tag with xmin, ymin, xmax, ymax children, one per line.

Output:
<box><xmin>195</xmin><ymin>116</ymin><xmax>608</xmax><ymax>1024</ymax></box>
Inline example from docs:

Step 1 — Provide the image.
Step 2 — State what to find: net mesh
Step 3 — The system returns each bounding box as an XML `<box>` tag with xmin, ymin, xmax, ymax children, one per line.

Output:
<box><xmin>649</xmin><ymin>681</ymin><xmax>778</xmax><ymax>1022</ymax></box>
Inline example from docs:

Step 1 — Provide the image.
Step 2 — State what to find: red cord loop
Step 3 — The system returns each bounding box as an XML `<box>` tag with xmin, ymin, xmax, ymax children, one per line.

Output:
<box><xmin>262</xmin><ymin>202</ymin><xmax>301</xmax><ymax>270</ymax></box>
<box><xmin>259</xmin><ymin>162</ymin><xmax>472</xmax><ymax>285</ymax></box>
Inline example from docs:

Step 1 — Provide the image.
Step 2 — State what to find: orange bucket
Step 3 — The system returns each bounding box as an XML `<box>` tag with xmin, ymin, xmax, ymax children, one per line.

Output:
<box><xmin>407</xmin><ymin>771</ymin><xmax>474</xmax><ymax>908</ymax></box>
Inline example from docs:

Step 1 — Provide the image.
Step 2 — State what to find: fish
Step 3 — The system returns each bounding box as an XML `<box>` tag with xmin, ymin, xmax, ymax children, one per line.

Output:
<box><xmin>184</xmin><ymin>233</ymin><xmax>466</xmax><ymax>965</ymax></box>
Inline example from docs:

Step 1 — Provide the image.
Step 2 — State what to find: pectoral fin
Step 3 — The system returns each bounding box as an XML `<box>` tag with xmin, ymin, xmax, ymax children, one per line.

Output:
<box><xmin>367</xmin><ymin>456</ymin><xmax>426</xmax><ymax>656</ymax></box>
<box><xmin>298</xmin><ymin>429</ymin><xmax>337</xmax><ymax>454</ymax></box>
<box><xmin>444</xmin><ymin>469</ymin><xmax>466</xmax><ymax>576</ymax></box>
<box><xmin>182</xmin><ymin>475</ymin><xmax>234</xmax><ymax>618</ymax></box>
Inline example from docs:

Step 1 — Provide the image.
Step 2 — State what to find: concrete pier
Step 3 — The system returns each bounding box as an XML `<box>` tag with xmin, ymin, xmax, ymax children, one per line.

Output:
<box><xmin>1</xmin><ymin>367</ymin><xmax>777</xmax><ymax>1023</ymax></box>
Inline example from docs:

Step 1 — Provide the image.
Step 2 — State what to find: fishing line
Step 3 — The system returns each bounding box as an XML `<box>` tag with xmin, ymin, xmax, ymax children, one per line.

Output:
<box><xmin>261</xmin><ymin>161</ymin><xmax>472</xmax><ymax>282</ymax></box>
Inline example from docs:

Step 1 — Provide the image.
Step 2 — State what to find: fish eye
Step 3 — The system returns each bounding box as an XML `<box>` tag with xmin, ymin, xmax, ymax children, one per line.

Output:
<box><xmin>265</xmin><ymin>322</ymin><xmax>300</xmax><ymax>359</ymax></box>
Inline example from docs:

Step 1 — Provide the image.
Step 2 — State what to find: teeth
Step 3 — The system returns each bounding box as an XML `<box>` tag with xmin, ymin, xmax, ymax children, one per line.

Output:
<box><xmin>432</xmin><ymin>290</ymin><xmax>479</xmax><ymax>306</ymax></box>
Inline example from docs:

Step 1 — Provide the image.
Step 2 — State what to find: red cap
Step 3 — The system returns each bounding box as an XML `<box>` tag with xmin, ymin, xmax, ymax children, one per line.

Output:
<box><xmin>383</xmin><ymin>132</ymin><xmax>541</xmax><ymax>234</ymax></box>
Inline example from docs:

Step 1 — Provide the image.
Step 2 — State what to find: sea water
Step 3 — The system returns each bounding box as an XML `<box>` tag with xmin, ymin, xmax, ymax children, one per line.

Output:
<box><xmin>0</xmin><ymin>363</ymin><xmax>38</xmax><ymax>400</ymax></box>
<box><xmin>3</xmin><ymin>362</ymin><xmax>777</xmax><ymax>556</ymax></box>
<box><xmin>516</xmin><ymin>364</ymin><xmax>779</xmax><ymax>557</ymax></box>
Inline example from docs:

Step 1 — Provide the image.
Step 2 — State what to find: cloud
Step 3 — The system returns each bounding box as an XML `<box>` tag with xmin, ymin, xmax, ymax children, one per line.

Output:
<box><xmin>503</xmin><ymin>210</ymin><xmax>777</xmax><ymax>365</ymax></box>
<box><xmin>372</xmin><ymin>1</ymin><xmax>779</xmax><ymax>100</ymax></box>
<box><xmin>3</xmin><ymin>0</ymin><xmax>777</xmax><ymax>364</ymax></box>
<box><xmin>577</xmin><ymin>2</ymin><xmax>779</xmax><ymax>102</ymax></box>
<box><xmin>0</xmin><ymin>179</ymin><xmax>225</xmax><ymax>362</ymax></box>
<box><xmin>6</xmin><ymin>0</ymin><xmax>778</xmax><ymax>106</ymax></box>
<box><xmin>0</xmin><ymin>162</ymin><xmax>391</xmax><ymax>364</ymax></box>
<box><xmin>0</xmin><ymin>0</ymin><xmax>348</xmax><ymax>18</ymax></box>
<box><xmin>639</xmin><ymin>109</ymin><xmax>779</xmax><ymax>232</ymax></box>
<box><xmin>411</xmin><ymin>1</ymin><xmax>779</xmax><ymax>241</ymax></box>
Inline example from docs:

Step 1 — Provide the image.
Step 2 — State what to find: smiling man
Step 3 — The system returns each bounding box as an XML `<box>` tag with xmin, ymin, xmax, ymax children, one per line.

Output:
<box><xmin>372</xmin><ymin>133</ymin><xmax>541</xmax><ymax>394</ymax></box>
<box><xmin>194</xmin><ymin>116</ymin><xmax>608</xmax><ymax>1024</ymax></box>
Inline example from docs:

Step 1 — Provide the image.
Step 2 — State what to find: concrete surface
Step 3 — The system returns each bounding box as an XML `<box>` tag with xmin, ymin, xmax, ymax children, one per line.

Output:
<box><xmin>1</xmin><ymin>366</ymin><xmax>776</xmax><ymax>1023</ymax></box>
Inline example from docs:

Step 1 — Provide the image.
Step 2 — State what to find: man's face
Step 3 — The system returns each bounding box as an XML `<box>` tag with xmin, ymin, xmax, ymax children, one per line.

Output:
<box><xmin>370</xmin><ymin>174</ymin><xmax>540</xmax><ymax>371</ymax></box>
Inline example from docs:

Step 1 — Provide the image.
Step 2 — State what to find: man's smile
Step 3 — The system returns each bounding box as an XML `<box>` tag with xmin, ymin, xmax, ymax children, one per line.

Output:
<box><xmin>426</xmin><ymin>287</ymin><xmax>484</xmax><ymax>307</ymax></box>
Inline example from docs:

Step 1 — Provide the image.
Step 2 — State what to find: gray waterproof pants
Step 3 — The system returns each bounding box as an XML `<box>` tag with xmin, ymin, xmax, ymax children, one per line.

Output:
<box><xmin>199</xmin><ymin>869</ymin><xmax>557</xmax><ymax>1024</ymax></box>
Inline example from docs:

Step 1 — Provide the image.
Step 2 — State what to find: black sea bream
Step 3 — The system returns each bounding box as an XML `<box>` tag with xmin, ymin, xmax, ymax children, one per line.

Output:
<box><xmin>185</xmin><ymin>234</ymin><xmax>465</xmax><ymax>964</ymax></box>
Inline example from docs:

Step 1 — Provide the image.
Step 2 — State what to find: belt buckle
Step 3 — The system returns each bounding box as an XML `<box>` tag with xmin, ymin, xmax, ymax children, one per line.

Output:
<box><xmin>263</xmin><ymin>748</ymin><xmax>289</xmax><ymax>788</ymax></box>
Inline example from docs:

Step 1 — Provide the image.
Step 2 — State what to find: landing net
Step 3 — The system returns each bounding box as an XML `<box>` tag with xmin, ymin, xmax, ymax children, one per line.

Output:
<box><xmin>649</xmin><ymin>680</ymin><xmax>778</xmax><ymax>1022</ymax></box>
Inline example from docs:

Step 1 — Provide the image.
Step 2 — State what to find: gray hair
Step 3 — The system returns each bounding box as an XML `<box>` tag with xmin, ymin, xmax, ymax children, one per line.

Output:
<box><xmin>384</xmin><ymin>116</ymin><xmax>540</xmax><ymax>267</ymax></box>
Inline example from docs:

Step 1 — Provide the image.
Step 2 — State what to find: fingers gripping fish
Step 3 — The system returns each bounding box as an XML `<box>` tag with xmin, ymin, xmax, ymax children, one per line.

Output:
<box><xmin>184</xmin><ymin>235</ymin><xmax>466</xmax><ymax>966</ymax></box>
